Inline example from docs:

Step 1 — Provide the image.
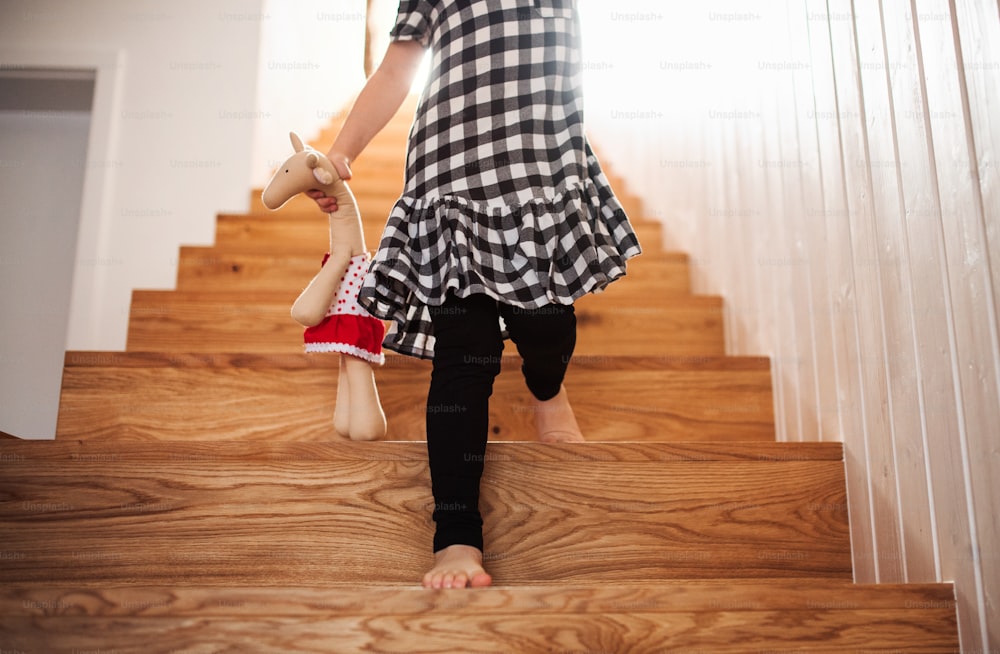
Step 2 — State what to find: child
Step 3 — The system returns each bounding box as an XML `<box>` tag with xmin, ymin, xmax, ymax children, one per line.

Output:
<box><xmin>307</xmin><ymin>0</ymin><xmax>641</xmax><ymax>589</ymax></box>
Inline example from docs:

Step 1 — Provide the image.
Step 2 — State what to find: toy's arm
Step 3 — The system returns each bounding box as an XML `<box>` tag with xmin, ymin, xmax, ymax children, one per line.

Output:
<box><xmin>290</xmin><ymin>245</ymin><xmax>354</xmax><ymax>327</ymax></box>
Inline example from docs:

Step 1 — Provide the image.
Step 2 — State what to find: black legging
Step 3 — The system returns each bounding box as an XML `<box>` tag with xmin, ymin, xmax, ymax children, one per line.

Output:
<box><xmin>426</xmin><ymin>293</ymin><xmax>577</xmax><ymax>552</ymax></box>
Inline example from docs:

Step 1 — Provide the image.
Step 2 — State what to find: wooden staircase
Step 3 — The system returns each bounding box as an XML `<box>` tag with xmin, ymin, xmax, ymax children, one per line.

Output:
<box><xmin>0</xmin><ymin>98</ymin><xmax>959</xmax><ymax>651</ymax></box>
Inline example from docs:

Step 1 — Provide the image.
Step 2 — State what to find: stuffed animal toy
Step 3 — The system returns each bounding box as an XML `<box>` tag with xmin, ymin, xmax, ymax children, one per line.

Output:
<box><xmin>262</xmin><ymin>132</ymin><xmax>387</xmax><ymax>441</ymax></box>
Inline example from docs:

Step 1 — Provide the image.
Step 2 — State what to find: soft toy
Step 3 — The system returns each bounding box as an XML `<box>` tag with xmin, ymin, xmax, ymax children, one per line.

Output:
<box><xmin>262</xmin><ymin>132</ymin><xmax>387</xmax><ymax>441</ymax></box>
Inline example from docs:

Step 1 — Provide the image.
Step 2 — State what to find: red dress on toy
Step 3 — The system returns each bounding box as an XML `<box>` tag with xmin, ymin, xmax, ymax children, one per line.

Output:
<box><xmin>304</xmin><ymin>253</ymin><xmax>385</xmax><ymax>365</ymax></box>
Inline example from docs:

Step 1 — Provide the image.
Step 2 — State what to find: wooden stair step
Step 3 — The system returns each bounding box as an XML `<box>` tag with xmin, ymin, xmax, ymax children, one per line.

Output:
<box><xmin>0</xmin><ymin>582</ymin><xmax>958</xmax><ymax>652</ymax></box>
<box><xmin>0</xmin><ymin>440</ymin><xmax>851</xmax><ymax>585</ymax></box>
<box><xmin>125</xmin><ymin>291</ymin><xmax>725</xmax><ymax>355</ymax></box>
<box><xmin>175</xmin><ymin>246</ymin><xmax>690</xmax><ymax>293</ymax></box>
<box><xmin>55</xmin><ymin>353</ymin><xmax>773</xmax><ymax>442</ymax></box>
<box><xmin>216</xmin><ymin>212</ymin><xmax>390</xmax><ymax>255</ymax></box>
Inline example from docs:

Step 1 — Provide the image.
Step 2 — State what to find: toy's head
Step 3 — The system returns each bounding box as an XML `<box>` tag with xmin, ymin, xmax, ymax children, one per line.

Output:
<box><xmin>261</xmin><ymin>132</ymin><xmax>340</xmax><ymax>210</ymax></box>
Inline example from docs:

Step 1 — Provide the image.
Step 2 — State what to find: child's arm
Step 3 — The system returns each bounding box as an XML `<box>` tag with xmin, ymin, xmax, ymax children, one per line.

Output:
<box><xmin>308</xmin><ymin>40</ymin><xmax>426</xmax><ymax>213</ymax></box>
<box><xmin>290</xmin><ymin>245</ymin><xmax>354</xmax><ymax>327</ymax></box>
<box><xmin>332</xmin><ymin>40</ymin><xmax>426</xmax><ymax>168</ymax></box>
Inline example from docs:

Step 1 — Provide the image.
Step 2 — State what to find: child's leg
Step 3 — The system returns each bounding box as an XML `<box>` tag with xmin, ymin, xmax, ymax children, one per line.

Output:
<box><xmin>424</xmin><ymin>293</ymin><xmax>501</xmax><ymax>588</ymax></box>
<box><xmin>342</xmin><ymin>355</ymin><xmax>386</xmax><ymax>441</ymax></box>
<box><xmin>499</xmin><ymin>303</ymin><xmax>583</xmax><ymax>442</ymax></box>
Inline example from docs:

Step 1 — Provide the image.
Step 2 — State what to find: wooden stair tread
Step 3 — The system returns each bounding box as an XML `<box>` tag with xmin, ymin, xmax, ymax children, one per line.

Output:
<box><xmin>0</xmin><ymin>440</ymin><xmax>851</xmax><ymax>584</ymax></box>
<box><xmin>0</xmin><ymin>438</ymin><xmax>842</xmax><ymax>462</ymax></box>
<box><xmin>56</xmin><ymin>353</ymin><xmax>774</xmax><ymax>442</ymax></box>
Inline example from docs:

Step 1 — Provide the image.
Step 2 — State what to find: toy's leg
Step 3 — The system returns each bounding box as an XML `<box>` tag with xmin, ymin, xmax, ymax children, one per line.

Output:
<box><xmin>499</xmin><ymin>302</ymin><xmax>584</xmax><ymax>442</ymax></box>
<box><xmin>343</xmin><ymin>355</ymin><xmax>386</xmax><ymax>441</ymax></box>
<box><xmin>333</xmin><ymin>355</ymin><xmax>351</xmax><ymax>438</ymax></box>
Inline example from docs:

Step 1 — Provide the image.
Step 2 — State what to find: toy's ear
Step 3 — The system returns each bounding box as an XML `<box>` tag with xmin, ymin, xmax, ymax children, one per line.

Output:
<box><xmin>290</xmin><ymin>132</ymin><xmax>305</xmax><ymax>153</ymax></box>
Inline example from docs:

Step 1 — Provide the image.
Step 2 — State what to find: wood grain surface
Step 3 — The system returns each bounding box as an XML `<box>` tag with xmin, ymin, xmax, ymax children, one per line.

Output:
<box><xmin>125</xmin><ymin>290</ymin><xmax>725</xmax><ymax>355</ymax></box>
<box><xmin>0</xmin><ymin>583</ymin><xmax>958</xmax><ymax>652</ymax></box>
<box><xmin>0</xmin><ymin>441</ymin><xmax>851</xmax><ymax>585</ymax></box>
<box><xmin>55</xmin><ymin>353</ymin><xmax>774</xmax><ymax>442</ymax></box>
<box><xmin>214</xmin><ymin>212</ymin><xmax>390</xmax><ymax>256</ymax></box>
<box><xmin>0</xmin><ymin>438</ymin><xmax>847</xmax><ymax>463</ymax></box>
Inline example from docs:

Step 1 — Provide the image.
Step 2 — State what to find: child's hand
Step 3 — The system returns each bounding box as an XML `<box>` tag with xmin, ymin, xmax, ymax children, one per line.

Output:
<box><xmin>306</xmin><ymin>150</ymin><xmax>353</xmax><ymax>213</ymax></box>
<box><xmin>326</xmin><ymin>151</ymin><xmax>353</xmax><ymax>181</ymax></box>
<box><xmin>305</xmin><ymin>188</ymin><xmax>339</xmax><ymax>213</ymax></box>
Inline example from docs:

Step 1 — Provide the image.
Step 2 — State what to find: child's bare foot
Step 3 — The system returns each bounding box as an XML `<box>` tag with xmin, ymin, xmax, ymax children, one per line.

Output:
<box><xmin>422</xmin><ymin>545</ymin><xmax>493</xmax><ymax>589</ymax></box>
<box><xmin>534</xmin><ymin>385</ymin><xmax>585</xmax><ymax>442</ymax></box>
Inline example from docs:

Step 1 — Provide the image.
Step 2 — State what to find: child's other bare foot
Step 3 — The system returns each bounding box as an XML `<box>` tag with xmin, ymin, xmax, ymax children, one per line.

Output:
<box><xmin>422</xmin><ymin>545</ymin><xmax>493</xmax><ymax>589</ymax></box>
<box><xmin>534</xmin><ymin>385</ymin><xmax>585</xmax><ymax>442</ymax></box>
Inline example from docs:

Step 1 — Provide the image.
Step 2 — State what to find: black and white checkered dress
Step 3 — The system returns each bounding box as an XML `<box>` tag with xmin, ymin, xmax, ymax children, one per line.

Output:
<box><xmin>358</xmin><ymin>0</ymin><xmax>642</xmax><ymax>359</ymax></box>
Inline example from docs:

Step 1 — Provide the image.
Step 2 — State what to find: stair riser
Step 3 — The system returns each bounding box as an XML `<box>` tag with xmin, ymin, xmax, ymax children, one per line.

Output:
<box><xmin>217</xmin><ymin>217</ymin><xmax>390</xmax><ymax>255</ymax></box>
<box><xmin>0</xmin><ymin>443</ymin><xmax>851</xmax><ymax>585</ymax></box>
<box><xmin>125</xmin><ymin>294</ymin><xmax>726</xmax><ymax>356</ymax></box>
<box><xmin>55</xmin><ymin>362</ymin><xmax>774</xmax><ymax>442</ymax></box>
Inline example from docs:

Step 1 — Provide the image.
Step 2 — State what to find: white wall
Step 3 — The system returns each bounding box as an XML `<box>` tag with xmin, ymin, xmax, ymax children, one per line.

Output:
<box><xmin>0</xmin><ymin>0</ymin><xmax>267</xmax><ymax>352</ymax></box>
<box><xmin>0</xmin><ymin>0</ymin><xmax>373</xmax><ymax>357</ymax></box>
<box><xmin>251</xmin><ymin>0</ymin><xmax>367</xmax><ymax>188</ymax></box>
<box><xmin>581</xmin><ymin>0</ymin><xmax>998</xmax><ymax>651</ymax></box>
